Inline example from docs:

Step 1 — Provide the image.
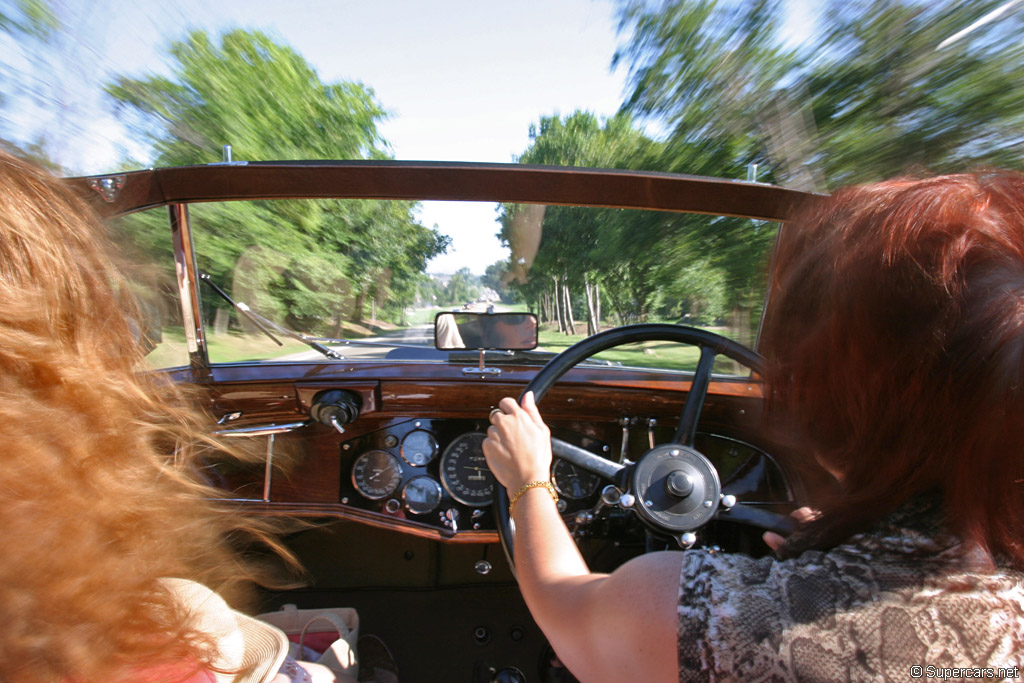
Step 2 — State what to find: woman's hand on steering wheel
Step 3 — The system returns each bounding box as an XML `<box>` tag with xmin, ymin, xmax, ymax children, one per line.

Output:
<box><xmin>762</xmin><ymin>506</ymin><xmax>818</xmax><ymax>551</ymax></box>
<box><xmin>483</xmin><ymin>392</ymin><xmax>552</xmax><ymax>493</ymax></box>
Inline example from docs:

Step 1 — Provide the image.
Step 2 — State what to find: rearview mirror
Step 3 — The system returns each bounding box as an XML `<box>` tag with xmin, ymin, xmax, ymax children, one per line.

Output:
<box><xmin>434</xmin><ymin>312</ymin><xmax>538</xmax><ymax>351</ymax></box>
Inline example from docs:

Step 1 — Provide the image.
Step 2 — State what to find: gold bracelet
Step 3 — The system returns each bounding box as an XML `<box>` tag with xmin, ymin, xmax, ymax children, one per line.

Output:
<box><xmin>509</xmin><ymin>480</ymin><xmax>558</xmax><ymax>517</ymax></box>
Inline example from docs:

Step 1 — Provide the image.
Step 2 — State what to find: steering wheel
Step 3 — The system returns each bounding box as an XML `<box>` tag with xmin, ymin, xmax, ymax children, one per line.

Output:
<box><xmin>494</xmin><ymin>323</ymin><xmax>796</xmax><ymax>566</ymax></box>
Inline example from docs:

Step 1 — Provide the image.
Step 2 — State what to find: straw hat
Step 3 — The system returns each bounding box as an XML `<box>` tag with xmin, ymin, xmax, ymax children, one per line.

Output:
<box><xmin>161</xmin><ymin>578</ymin><xmax>289</xmax><ymax>683</ymax></box>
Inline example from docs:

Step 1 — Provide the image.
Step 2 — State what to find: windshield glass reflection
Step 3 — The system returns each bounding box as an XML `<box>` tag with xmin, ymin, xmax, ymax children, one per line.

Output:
<box><xmin>111</xmin><ymin>198</ymin><xmax>777</xmax><ymax>373</ymax></box>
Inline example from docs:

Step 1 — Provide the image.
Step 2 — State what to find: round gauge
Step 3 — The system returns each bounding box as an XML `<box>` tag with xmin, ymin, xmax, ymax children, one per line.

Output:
<box><xmin>440</xmin><ymin>432</ymin><xmax>495</xmax><ymax>507</ymax></box>
<box><xmin>351</xmin><ymin>450</ymin><xmax>402</xmax><ymax>500</ymax></box>
<box><xmin>552</xmin><ymin>458</ymin><xmax>602</xmax><ymax>500</ymax></box>
<box><xmin>403</xmin><ymin>476</ymin><xmax>443</xmax><ymax>515</ymax></box>
<box><xmin>400</xmin><ymin>429</ymin><xmax>439</xmax><ymax>467</ymax></box>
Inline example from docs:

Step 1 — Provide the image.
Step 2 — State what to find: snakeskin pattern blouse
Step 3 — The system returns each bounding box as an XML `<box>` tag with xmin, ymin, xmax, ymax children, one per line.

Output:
<box><xmin>677</xmin><ymin>496</ymin><xmax>1024</xmax><ymax>681</ymax></box>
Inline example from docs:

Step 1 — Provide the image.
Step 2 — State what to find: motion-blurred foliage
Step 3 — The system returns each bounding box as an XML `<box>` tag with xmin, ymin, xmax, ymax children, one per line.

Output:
<box><xmin>500</xmin><ymin>110</ymin><xmax>773</xmax><ymax>342</ymax></box>
<box><xmin>6</xmin><ymin>1</ymin><xmax>1022</xmax><ymax>343</ymax></box>
<box><xmin>105</xmin><ymin>29</ymin><xmax>448</xmax><ymax>334</ymax></box>
<box><xmin>615</xmin><ymin>0</ymin><xmax>1024</xmax><ymax>190</ymax></box>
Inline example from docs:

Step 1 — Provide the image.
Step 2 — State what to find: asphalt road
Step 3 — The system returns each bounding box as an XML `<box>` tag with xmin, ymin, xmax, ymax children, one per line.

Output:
<box><xmin>276</xmin><ymin>322</ymin><xmax>434</xmax><ymax>361</ymax></box>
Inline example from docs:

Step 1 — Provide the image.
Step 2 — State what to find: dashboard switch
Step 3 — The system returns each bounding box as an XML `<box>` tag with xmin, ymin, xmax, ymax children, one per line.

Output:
<box><xmin>310</xmin><ymin>390</ymin><xmax>361</xmax><ymax>434</ymax></box>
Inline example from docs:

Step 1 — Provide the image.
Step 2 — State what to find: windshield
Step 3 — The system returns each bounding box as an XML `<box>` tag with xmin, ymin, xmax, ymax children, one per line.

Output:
<box><xmin>112</xmin><ymin>197</ymin><xmax>777</xmax><ymax>374</ymax></box>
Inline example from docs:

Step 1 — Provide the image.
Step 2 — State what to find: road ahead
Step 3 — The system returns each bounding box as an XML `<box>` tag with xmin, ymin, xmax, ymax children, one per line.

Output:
<box><xmin>276</xmin><ymin>322</ymin><xmax>434</xmax><ymax>361</ymax></box>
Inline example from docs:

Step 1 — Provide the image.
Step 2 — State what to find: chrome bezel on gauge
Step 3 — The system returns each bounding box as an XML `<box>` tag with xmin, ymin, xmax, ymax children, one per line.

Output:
<box><xmin>552</xmin><ymin>458</ymin><xmax>602</xmax><ymax>500</ymax></box>
<box><xmin>400</xmin><ymin>429</ymin><xmax>439</xmax><ymax>467</ymax></box>
<box><xmin>439</xmin><ymin>432</ymin><xmax>495</xmax><ymax>507</ymax></box>
<box><xmin>351</xmin><ymin>449</ymin><xmax>402</xmax><ymax>500</ymax></box>
<box><xmin>402</xmin><ymin>475</ymin><xmax>444</xmax><ymax>515</ymax></box>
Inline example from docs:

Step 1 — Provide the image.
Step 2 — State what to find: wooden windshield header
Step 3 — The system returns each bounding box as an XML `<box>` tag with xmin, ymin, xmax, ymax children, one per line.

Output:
<box><xmin>66</xmin><ymin>160</ymin><xmax>820</xmax><ymax>221</ymax></box>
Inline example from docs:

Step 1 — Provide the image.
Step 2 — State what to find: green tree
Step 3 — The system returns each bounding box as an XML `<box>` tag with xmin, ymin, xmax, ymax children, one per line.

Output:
<box><xmin>614</xmin><ymin>0</ymin><xmax>791</xmax><ymax>181</ymax></box>
<box><xmin>0</xmin><ymin>0</ymin><xmax>61</xmax><ymax>168</ymax></box>
<box><xmin>504</xmin><ymin>110</ymin><xmax>770</xmax><ymax>339</ymax></box>
<box><xmin>482</xmin><ymin>259</ymin><xmax>516</xmax><ymax>304</ymax></box>
<box><xmin>615</xmin><ymin>0</ymin><xmax>1024</xmax><ymax>189</ymax></box>
<box><xmin>443</xmin><ymin>268</ymin><xmax>481</xmax><ymax>306</ymax></box>
<box><xmin>107</xmin><ymin>29</ymin><xmax>388</xmax><ymax>165</ymax></box>
<box><xmin>505</xmin><ymin>111</ymin><xmax>665</xmax><ymax>335</ymax></box>
<box><xmin>805</xmin><ymin>0</ymin><xmax>1024</xmax><ymax>185</ymax></box>
<box><xmin>106</xmin><ymin>29</ymin><xmax>447</xmax><ymax>334</ymax></box>
<box><xmin>0</xmin><ymin>0</ymin><xmax>57</xmax><ymax>38</ymax></box>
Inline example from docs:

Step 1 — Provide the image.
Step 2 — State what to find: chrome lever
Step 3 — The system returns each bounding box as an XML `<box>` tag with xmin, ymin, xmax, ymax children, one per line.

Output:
<box><xmin>618</xmin><ymin>417</ymin><xmax>630</xmax><ymax>462</ymax></box>
<box><xmin>329</xmin><ymin>413</ymin><xmax>347</xmax><ymax>435</ymax></box>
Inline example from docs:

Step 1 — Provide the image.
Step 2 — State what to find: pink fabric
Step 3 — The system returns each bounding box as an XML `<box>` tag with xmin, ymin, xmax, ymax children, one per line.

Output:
<box><xmin>286</xmin><ymin>631</ymin><xmax>337</xmax><ymax>654</ymax></box>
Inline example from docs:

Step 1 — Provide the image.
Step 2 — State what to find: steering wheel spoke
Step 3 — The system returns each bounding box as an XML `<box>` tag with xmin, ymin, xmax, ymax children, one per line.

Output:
<box><xmin>551</xmin><ymin>437</ymin><xmax>627</xmax><ymax>487</ymax></box>
<box><xmin>716</xmin><ymin>502</ymin><xmax>797</xmax><ymax>536</ymax></box>
<box><xmin>673</xmin><ymin>345</ymin><xmax>716</xmax><ymax>446</ymax></box>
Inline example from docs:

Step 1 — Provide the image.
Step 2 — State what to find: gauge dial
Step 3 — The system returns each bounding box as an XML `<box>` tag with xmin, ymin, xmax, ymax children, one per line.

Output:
<box><xmin>440</xmin><ymin>432</ymin><xmax>495</xmax><ymax>507</ymax></box>
<box><xmin>552</xmin><ymin>458</ymin><xmax>602</xmax><ymax>500</ymax></box>
<box><xmin>403</xmin><ymin>476</ymin><xmax>443</xmax><ymax>515</ymax></box>
<box><xmin>401</xmin><ymin>429</ymin><xmax>439</xmax><ymax>466</ymax></box>
<box><xmin>351</xmin><ymin>450</ymin><xmax>402</xmax><ymax>500</ymax></box>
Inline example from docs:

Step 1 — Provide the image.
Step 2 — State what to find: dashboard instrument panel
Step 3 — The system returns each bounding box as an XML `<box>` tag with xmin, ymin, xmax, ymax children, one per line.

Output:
<box><xmin>336</xmin><ymin>418</ymin><xmax>611</xmax><ymax>534</ymax></box>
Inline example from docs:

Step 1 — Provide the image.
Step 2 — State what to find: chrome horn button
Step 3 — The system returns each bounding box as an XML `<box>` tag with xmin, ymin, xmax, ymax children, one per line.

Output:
<box><xmin>630</xmin><ymin>444</ymin><xmax>721</xmax><ymax>533</ymax></box>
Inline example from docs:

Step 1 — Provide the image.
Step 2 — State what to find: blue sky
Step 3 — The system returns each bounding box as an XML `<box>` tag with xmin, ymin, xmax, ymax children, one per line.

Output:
<box><xmin>0</xmin><ymin>0</ymin><xmax>815</xmax><ymax>273</ymax></box>
<box><xmin>5</xmin><ymin>0</ymin><xmax>630</xmax><ymax>170</ymax></box>
<box><xmin>2</xmin><ymin>0</ymin><xmax>632</xmax><ymax>272</ymax></box>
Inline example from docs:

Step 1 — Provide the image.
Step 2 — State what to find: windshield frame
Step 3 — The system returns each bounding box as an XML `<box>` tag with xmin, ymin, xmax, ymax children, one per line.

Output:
<box><xmin>68</xmin><ymin>161</ymin><xmax>820</xmax><ymax>376</ymax></box>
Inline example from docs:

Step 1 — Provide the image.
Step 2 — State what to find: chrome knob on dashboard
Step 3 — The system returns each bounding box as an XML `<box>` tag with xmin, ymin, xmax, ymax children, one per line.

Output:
<box><xmin>310</xmin><ymin>390</ymin><xmax>361</xmax><ymax>434</ymax></box>
<box><xmin>619</xmin><ymin>492</ymin><xmax>636</xmax><ymax>508</ymax></box>
<box><xmin>600</xmin><ymin>485</ymin><xmax>622</xmax><ymax>506</ymax></box>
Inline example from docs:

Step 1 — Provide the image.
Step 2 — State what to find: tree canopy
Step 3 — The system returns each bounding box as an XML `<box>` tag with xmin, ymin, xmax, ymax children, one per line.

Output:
<box><xmin>501</xmin><ymin>110</ymin><xmax>771</xmax><ymax>340</ymax></box>
<box><xmin>106</xmin><ymin>29</ymin><xmax>448</xmax><ymax>335</ymax></box>
<box><xmin>615</xmin><ymin>0</ymin><xmax>1024</xmax><ymax>190</ymax></box>
<box><xmin>0</xmin><ymin>0</ymin><xmax>62</xmax><ymax>169</ymax></box>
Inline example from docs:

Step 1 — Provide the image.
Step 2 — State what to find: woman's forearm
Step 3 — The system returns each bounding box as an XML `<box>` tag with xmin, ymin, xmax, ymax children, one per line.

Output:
<box><xmin>512</xmin><ymin>486</ymin><xmax>600</xmax><ymax>597</ymax></box>
<box><xmin>510</xmin><ymin>486</ymin><xmax>609</xmax><ymax>676</ymax></box>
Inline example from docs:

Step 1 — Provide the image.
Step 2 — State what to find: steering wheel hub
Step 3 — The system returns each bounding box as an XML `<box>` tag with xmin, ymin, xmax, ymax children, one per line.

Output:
<box><xmin>631</xmin><ymin>445</ymin><xmax>721</xmax><ymax>533</ymax></box>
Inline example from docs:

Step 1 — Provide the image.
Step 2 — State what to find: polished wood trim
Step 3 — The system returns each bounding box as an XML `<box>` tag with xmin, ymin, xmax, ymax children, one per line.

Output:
<box><xmin>207</xmin><ymin>359</ymin><xmax>761</xmax><ymax>393</ymax></box>
<box><xmin>207</xmin><ymin>372</ymin><xmax>772</xmax><ymax>541</ymax></box>
<box><xmin>204</xmin><ymin>368</ymin><xmax>764</xmax><ymax>431</ymax></box>
<box><xmin>234</xmin><ymin>500</ymin><xmax>499</xmax><ymax>544</ymax></box>
<box><xmin>294</xmin><ymin>382</ymin><xmax>380</xmax><ymax>414</ymax></box>
<box><xmin>69</xmin><ymin>161</ymin><xmax>819</xmax><ymax>221</ymax></box>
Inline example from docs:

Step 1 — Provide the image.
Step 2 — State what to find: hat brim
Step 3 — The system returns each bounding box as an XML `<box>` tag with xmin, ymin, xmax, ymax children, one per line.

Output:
<box><xmin>161</xmin><ymin>578</ymin><xmax>289</xmax><ymax>683</ymax></box>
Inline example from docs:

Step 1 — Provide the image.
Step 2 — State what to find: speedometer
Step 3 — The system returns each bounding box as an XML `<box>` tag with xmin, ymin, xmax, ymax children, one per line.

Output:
<box><xmin>439</xmin><ymin>432</ymin><xmax>494</xmax><ymax>507</ymax></box>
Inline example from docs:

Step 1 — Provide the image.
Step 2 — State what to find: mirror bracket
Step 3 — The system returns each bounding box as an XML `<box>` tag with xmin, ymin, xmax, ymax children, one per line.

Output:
<box><xmin>462</xmin><ymin>366</ymin><xmax>502</xmax><ymax>376</ymax></box>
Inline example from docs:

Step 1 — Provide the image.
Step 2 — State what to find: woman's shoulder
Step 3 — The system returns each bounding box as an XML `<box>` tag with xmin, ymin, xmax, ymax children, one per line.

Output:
<box><xmin>676</xmin><ymin>504</ymin><xmax>1024</xmax><ymax>680</ymax></box>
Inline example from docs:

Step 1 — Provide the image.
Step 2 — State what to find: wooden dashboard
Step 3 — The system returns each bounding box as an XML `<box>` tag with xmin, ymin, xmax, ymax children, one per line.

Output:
<box><xmin>201</xmin><ymin>360</ymin><xmax>792</xmax><ymax>547</ymax></box>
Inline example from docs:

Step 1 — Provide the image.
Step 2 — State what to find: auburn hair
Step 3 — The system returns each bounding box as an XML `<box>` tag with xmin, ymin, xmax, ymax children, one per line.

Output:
<box><xmin>0</xmin><ymin>151</ymin><xmax>296</xmax><ymax>681</ymax></box>
<box><xmin>762</xmin><ymin>172</ymin><xmax>1024</xmax><ymax>568</ymax></box>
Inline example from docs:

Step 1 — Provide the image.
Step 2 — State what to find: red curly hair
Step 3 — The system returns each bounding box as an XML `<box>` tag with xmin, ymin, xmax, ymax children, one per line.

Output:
<box><xmin>0</xmin><ymin>151</ymin><xmax>295</xmax><ymax>681</ymax></box>
<box><xmin>762</xmin><ymin>172</ymin><xmax>1024</xmax><ymax>567</ymax></box>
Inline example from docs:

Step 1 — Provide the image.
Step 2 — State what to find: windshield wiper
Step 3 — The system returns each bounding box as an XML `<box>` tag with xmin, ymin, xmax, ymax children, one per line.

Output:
<box><xmin>447</xmin><ymin>349</ymin><xmax>621</xmax><ymax>366</ymax></box>
<box><xmin>199</xmin><ymin>271</ymin><xmax>345</xmax><ymax>361</ymax></box>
